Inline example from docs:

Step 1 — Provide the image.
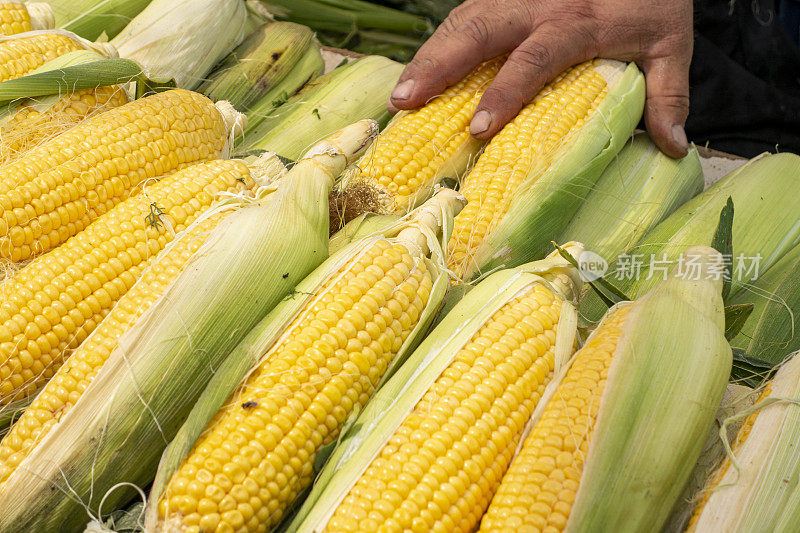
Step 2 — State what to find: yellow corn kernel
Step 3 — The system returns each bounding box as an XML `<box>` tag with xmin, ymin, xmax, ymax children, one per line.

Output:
<box><xmin>0</xmin><ymin>89</ymin><xmax>231</xmax><ymax>262</ymax></box>
<box><xmin>0</xmin><ymin>159</ymin><xmax>254</xmax><ymax>407</ymax></box>
<box><xmin>448</xmin><ymin>60</ymin><xmax>609</xmax><ymax>280</ymax></box>
<box><xmin>0</xmin><ymin>206</ymin><xmax>232</xmax><ymax>486</ymax></box>
<box><xmin>0</xmin><ymin>32</ymin><xmax>82</xmax><ymax>81</ymax></box>
<box><xmin>478</xmin><ymin>306</ymin><xmax>628</xmax><ymax>532</ymax></box>
<box><xmin>158</xmin><ymin>238</ymin><xmax>435</xmax><ymax>532</ymax></box>
<box><xmin>0</xmin><ymin>85</ymin><xmax>130</xmax><ymax>164</ymax></box>
<box><xmin>0</xmin><ymin>2</ymin><xmax>32</xmax><ymax>35</ymax></box>
<box><xmin>324</xmin><ymin>284</ymin><xmax>563</xmax><ymax>533</ymax></box>
<box><xmin>355</xmin><ymin>58</ymin><xmax>502</xmax><ymax>213</ymax></box>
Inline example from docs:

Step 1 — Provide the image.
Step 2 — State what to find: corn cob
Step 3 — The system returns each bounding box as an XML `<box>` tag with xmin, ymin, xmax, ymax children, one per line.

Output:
<box><xmin>0</xmin><ymin>158</ymin><xmax>257</xmax><ymax>411</ymax></box>
<box><xmin>560</xmin><ymin>133</ymin><xmax>703</xmax><ymax>263</ymax></box>
<box><xmin>0</xmin><ymin>2</ymin><xmax>54</xmax><ymax>35</ymax></box>
<box><xmin>110</xmin><ymin>0</ymin><xmax>268</xmax><ymax>89</ymax></box>
<box><xmin>687</xmin><ymin>351</ymin><xmax>800</xmax><ymax>532</ymax></box>
<box><xmin>478</xmin><ymin>246</ymin><xmax>730</xmax><ymax>532</ymax></box>
<box><xmin>48</xmin><ymin>0</ymin><xmax>151</xmax><ymax>41</ymax></box>
<box><xmin>290</xmin><ymin>245</ymin><xmax>583</xmax><ymax>533</ymax></box>
<box><xmin>0</xmin><ymin>84</ymin><xmax>129</xmax><ymax>164</ymax></box>
<box><xmin>198</xmin><ymin>21</ymin><xmax>324</xmax><ymax>116</ymax></box>
<box><xmin>0</xmin><ymin>121</ymin><xmax>377</xmax><ymax>533</ymax></box>
<box><xmin>240</xmin><ymin>55</ymin><xmax>403</xmax><ymax>160</ymax></box>
<box><xmin>581</xmin><ymin>152</ymin><xmax>800</xmax><ymax>323</ymax></box>
<box><xmin>447</xmin><ymin>60</ymin><xmax>645</xmax><ymax>282</ymax></box>
<box><xmin>0</xmin><ymin>88</ymin><xmax>242</xmax><ymax>262</ymax></box>
<box><xmin>148</xmin><ymin>189</ymin><xmax>464</xmax><ymax>533</ymax></box>
<box><xmin>0</xmin><ymin>153</ymin><xmax>286</xmax><ymax>487</ymax></box>
<box><xmin>0</xmin><ymin>29</ymin><xmax>115</xmax><ymax>82</ymax></box>
<box><xmin>341</xmin><ymin>58</ymin><xmax>502</xmax><ymax>214</ymax></box>
<box><xmin>728</xmin><ymin>243</ymin><xmax>800</xmax><ymax>366</ymax></box>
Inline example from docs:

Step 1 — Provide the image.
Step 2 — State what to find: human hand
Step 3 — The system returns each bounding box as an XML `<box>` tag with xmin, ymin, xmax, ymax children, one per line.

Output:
<box><xmin>389</xmin><ymin>0</ymin><xmax>693</xmax><ymax>157</ymax></box>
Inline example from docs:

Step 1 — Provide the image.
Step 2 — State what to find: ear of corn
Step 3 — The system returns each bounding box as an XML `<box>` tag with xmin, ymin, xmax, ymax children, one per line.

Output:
<box><xmin>240</xmin><ymin>55</ymin><xmax>404</xmax><ymax>159</ymax></box>
<box><xmin>0</xmin><ymin>121</ymin><xmax>377</xmax><ymax>532</ymax></box>
<box><xmin>0</xmin><ymin>1</ymin><xmax>54</xmax><ymax>35</ymax></box>
<box><xmin>688</xmin><ymin>351</ymin><xmax>800</xmax><ymax>532</ymax></box>
<box><xmin>729</xmin><ymin>243</ymin><xmax>800</xmax><ymax>365</ymax></box>
<box><xmin>479</xmin><ymin>246</ymin><xmax>731</xmax><ymax>532</ymax></box>
<box><xmin>198</xmin><ymin>21</ymin><xmax>324</xmax><ymax>116</ymax></box>
<box><xmin>582</xmin><ymin>152</ymin><xmax>800</xmax><ymax>323</ymax></box>
<box><xmin>290</xmin><ymin>245</ymin><xmax>583</xmax><ymax>533</ymax></box>
<box><xmin>0</xmin><ymin>88</ymin><xmax>242</xmax><ymax>262</ymax></box>
<box><xmin>0</xmin><ymin>158</ymin><xmax>258</xmax><ymax>414</ymax></box>
<box><xmin>0</xmin><ymin>153</ymin><xmax>286</xmax><ymax>466</ymax></box>
<box><xmin>47</xmin><ymin>0</ymin><xmax>151</xmax><ymax>41</ymax></box>
<box><xmin>0</xmin><ymin>29</ymin><xmax>116</xmax><ymax>82</ymax></box>
<box><xmin>340</xmin><ymin>58</ymin><xmax>502</xmax><ymax>214</ymax></box>
<box><xmin>447</xmin><ymin>60</ymin><xmax>645</xmax><ymax>282</ymax></box>
<box><xmin>560</xmin><ymin>133</ymin><xmax>704</xmax><ymax>263</ymax></box>
<box><xmin>0</xmin><ymin>50</ymin><xmax>131</xmax><ymax>165</ymax></box>
<box><xmin>110</xmin><ymin>0</ymin><xmax>268</xmax><ymax>89</ymax></box>
<box><xmin>146</xmin><ymin>188</ymin><xmax>465</xmax><ymax>533</ymax></box>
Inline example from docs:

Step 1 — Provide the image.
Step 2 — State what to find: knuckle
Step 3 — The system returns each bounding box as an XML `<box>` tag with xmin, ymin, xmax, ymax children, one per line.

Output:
<box><xmin>460</xmin><ymin>16</ymin><xmax>492</xmax><ymax>46</ymax></box>
<box><xmin>511</xmin><ymin>40</ymin><xmax>553</xmax><ymax>72</ymax></box>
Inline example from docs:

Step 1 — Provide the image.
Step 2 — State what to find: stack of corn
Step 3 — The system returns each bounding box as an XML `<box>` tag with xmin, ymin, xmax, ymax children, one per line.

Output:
<box><xmin>146</xmin><ymin>188</ymin><xmax>465</xmax><ymax>532</ymax></box>
<box><xmin>289</xmin><ymin>244</ymin><xmax>583</xmax><ymax>532</ymax></box>
<box><xmin>0</xmin><ymin>121</ymin><xmax>377</xmax><ymax>532</ymax></box>
<box><xmin>580</xmin><ymin>152</ymin><xmax>800</xmax><ymax>323</ymax></box>
<box><xmin>477</xmin><ymin>247</ymin><xmax>730</xmax><ymax>531</ymax></box>
<box><xmin>0</xmin><ymin>153</ymin><xmax>273</xmax><ymax>448</ymax></box>
<box><xmin>291</xmin><ymin>246</ymin><xmax>730</xmax><ymax>532</ymax></box>
<box><xmin>687</xmin><ymin>351</ymin><xmax>800</xmax><ymax>532</ymax></box>
<box><xmin>0</xmin><ymin>88</ymin><xmax>241</xmax><ymax>262</ymax></box>
<box><xmin>344</xmin><ymin>57</ymin><xmax>645</xmax><ymax>278</ymax></box>
<box><xmin>0</xmin><ymin>1</ymin><xmax>54</xmax><ymax>35</ymax></box>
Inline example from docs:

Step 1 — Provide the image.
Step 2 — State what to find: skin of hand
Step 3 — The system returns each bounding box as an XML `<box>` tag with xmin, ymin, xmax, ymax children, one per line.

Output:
<box><xmin>388</xmin><ymin>0</ymin><xmax>693</xmax><ymax>158</ymax></box>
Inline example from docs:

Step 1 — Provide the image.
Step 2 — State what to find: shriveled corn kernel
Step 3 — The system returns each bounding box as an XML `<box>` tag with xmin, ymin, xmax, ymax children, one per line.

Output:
<box><xmin>325</xmin><ymin>284</ymin><xmax>563</xmax><ymax>533</ymax></box>
<box><xmin>0</xmin><ymin>89</ymin><xmax>229</xmax><ymax>261</ymax></box>
<box><xmin>159</xmin><ymin>238</ymin><xmax>434</xmax><ymax>532</ymax></box>
<box><xmin>448</xmin><ymin>61</ymin><xmax>609</xmax><ymax>279</ymax></box>
<box><xmin>0</xmin><ymin>160</ymin><xmax>253</xmax><ymax>410</ymax></box>
<box><xmin>478</xmin><ymin>306</ymin><xmax>629</xmax><ymax>532</ymax></box>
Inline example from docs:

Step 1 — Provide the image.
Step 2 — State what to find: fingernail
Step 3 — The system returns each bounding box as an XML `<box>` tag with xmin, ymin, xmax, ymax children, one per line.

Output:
<box><xmin>391</xmin><ymin>79</ymin><xmax>415</xmax><ymax>101</ymax></box>
<box><xmin>470</xmin><ymin>110</ymin><xmax>492</xmax><ymax>136</ymax></box>
<box><xmin>671</xmin><ymin>124</ymin><xmax>688</xmax><ymax>150</ymax></box>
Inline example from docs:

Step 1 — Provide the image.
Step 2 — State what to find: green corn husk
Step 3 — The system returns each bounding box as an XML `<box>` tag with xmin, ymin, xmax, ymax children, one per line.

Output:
<box><xmin>729</xmin><ymin>243</ymin><xmax>800</xmax><ymax>365</ymax></box>
<box><xmin>144</xmin><ymin>188</ymin><xmax>466</xmax><ymax>532</ymax></box>
<box><xmin>563</xmin><ymin>246</ymin><xmax>731</xmax><ymax>531</ymax></box>
<box><xmin>110</xmin><ymin>0</ymin><xmax>269</xmax><ymax>89</ymax></box>
<box><xmin>452</xmin><ymin>60</ymin><xmax>646</xmax><ymax>282</ymax></box>
<box><xmin>560</xmin><ymin>133</ymin><xmax>703</xmax><ymax>264</ymax></box>
<box><xmin>241</xmin><ymin>55</ymin><xmax>403</xmax><ymax>159</ymax></box>
<box><xmin>328</xmin><ymin>211</ymin><xmax>399</xmax><ymax>255</ymax></box>
<box><xmin>687</xmin><ymin>351</ymin><xmax>800</xmax><ymax>532</ymax></box>
<box><xmin>0</xmin><ymin>120</ymin><xmax>378</xmax><ymax>533</ymax></box>
<box><xmin>372</xmin><ymin>0</ymin><xmax>462</xmax><ymax>23</ymax></box>
<box><xmin>49</xmin><ymin>0</ymin><xmax>152</xmax><ymax>41</ymax></box>
<box><xmin>197</xmin><ymin>21</ymin><xmax>323</xmax><ymax>114</ymax></box>
<box><xmin>261</xmin><ymin>0</ymin><xmax>431</xmax><ymax>36</ymax></box>
<box><xmin>581</xmin><ymin>152</ymin><xmax>800</xmax><ymax>323</ymax></box>
<box><xmin>289</xmin><ymin>244</ymin><xmax>584</xmax><ymax>532</ymax></box>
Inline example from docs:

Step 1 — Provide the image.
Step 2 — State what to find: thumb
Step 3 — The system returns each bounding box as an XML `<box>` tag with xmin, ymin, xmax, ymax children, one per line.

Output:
<box><xmin>642</xmin><ymin>55</ymin><xmax>691</xmax><ymax>158</ymax></box>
